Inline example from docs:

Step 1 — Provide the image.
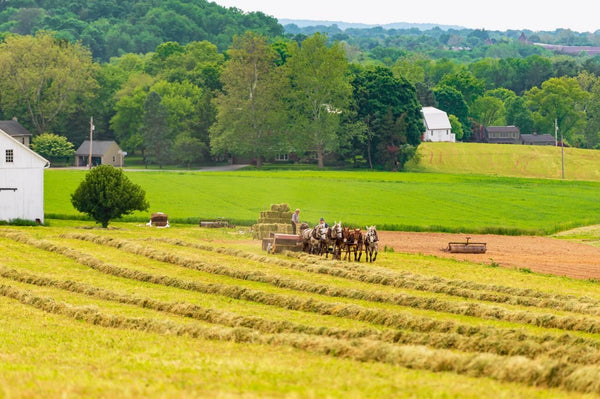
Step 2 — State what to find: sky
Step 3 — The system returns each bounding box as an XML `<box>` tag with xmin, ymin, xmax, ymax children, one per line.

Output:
<box><xmin>211</xmin><ymin>0</ymin><xmax>599</xmax><ymax>33</ymax></box>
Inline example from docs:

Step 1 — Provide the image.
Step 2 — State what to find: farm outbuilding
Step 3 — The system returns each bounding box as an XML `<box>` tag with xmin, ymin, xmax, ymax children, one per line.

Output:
<box><xmin>0</xmin><ymin>128</ymin><xmax>50</xmax><ymax>223</ymax></box>
<box><xmin>75</xmin><ymin>140</ymin><xmax>125</xmax><ymax>167</ymax></box>
<box><xmin>421</xmin><ymin>107</ymin><xmax>455</xmax><ymax>142</ymax></box>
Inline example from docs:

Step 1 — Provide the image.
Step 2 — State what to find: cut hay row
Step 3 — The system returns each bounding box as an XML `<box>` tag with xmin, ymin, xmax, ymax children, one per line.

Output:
<box><xmin>6</xmin><ymin>230</ymin><xmax>600</xmax><ymax>342</ymax></box>
<box><xmin>3</xmin><ymin>283</ymin><xmax>600</xmax><ymax>394</ymax></box>
<box><xmin>0</xmin><ymin>231</ymin><xmax>578</xmax><ymax>341</ymax></box>
<box><xmin>4</xmin><ymin>265</ymin><xmax>600</xmax><ymax>366</ymax></box>
<box><xmin>58</xmin><ymin>232</ymin><xmax>600</xmax><ymax>333</ymax></box>
<box><xmin>153</xmin><ymin>236</ymin><xmax>600</xmax><ymax>315</ymax></box>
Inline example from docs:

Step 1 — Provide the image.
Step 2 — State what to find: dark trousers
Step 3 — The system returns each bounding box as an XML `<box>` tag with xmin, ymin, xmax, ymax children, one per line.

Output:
<box><xmin>292</xmin><ymin>222</ymin><xmax>296</xmax><ymax>234</ymax></box>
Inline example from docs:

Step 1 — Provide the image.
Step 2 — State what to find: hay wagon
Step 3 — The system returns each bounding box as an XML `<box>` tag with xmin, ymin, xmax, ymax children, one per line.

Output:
<box><xmin>263</xmin><ymin>233</ymin><xmax>302</xmax><ymax>254</ymax></box>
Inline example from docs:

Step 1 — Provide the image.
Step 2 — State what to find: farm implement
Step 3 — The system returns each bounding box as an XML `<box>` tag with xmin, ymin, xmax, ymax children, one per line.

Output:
<box><xmin>445</xmin><ymin>237</ymin><xmax>487</xmax><ymax>254</ymax></box>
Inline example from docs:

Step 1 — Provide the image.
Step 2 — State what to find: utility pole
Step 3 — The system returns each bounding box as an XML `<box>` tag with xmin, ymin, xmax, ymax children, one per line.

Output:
<box><xmin>555</xmin><ymin>118</ymin><xmax>564</xmax><ymax>179</ymax></box>
<box><xmin>88</xmin><ymin>116</ymin><xmax>94</xmax><ymax>168</ymax></box>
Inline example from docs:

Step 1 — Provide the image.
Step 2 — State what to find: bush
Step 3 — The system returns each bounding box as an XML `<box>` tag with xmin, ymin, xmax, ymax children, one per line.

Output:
<box><xmin>70</xmin><ymin>165</ymin><xmax>149</xmax><ymax>228</ymax></box>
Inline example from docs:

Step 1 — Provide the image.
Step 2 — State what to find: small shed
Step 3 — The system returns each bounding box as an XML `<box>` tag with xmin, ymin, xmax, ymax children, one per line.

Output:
<box><xmin>75</xmin><ymin>140</ymin><xmax>125</xmax><ymax>167</ymax></box>
<box><xmin>0</xmin><ymin>129</ymin><xmax>49</xmax><ymax>223</ymax></box>
<box><xmin>422</xmin><ymin>107</ymin><xmax>455</xmax><ymax>142</ymax></box>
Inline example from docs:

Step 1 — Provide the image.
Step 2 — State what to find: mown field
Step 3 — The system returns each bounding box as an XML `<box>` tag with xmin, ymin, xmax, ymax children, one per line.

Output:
<box><xmin>409</xmin><ymin>142</ymin><xmax>600</xmax><ymax>181</ymax></box>
<box><xmin>2</xmin><ymin>221</ymin><xmax>600</xmax><ymax>398</ymax></box>
<box><xmin>45</xmin><ymin>168</ymin><xmax>600</xmax><ymax>234</ymax></box>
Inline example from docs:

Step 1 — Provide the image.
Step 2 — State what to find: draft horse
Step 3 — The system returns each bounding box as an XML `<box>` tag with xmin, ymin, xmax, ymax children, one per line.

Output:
<box><xmin>342</xmin><ymin>226</ymin><xmax>363</xmax><ymax>261</ymax></box>
<box><xmin>364</xmin><ymin>225</ymin><xmax>379</xmax><ymax>262</ymax></box>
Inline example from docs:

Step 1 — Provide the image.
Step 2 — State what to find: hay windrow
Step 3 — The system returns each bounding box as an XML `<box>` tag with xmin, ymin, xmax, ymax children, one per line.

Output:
<box><xmin>152</xmin><ymin>235</ymin><xmax>600</xmax><ymax>316</ymax></box>
<box><xmin>3</xmin><ymin>283</ymin><xmax>600</xmax><ymax>394</ymax></box>
<box><xmin>53</xmin><ymin>232</ymin><xmax>600</xmax><ymax>333</ymax></box>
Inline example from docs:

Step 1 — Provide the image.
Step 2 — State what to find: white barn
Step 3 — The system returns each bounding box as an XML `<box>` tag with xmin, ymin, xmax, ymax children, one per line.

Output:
<box><xmin>0</xmin><ymin>129</ymin><xmax>50</xmax><ymax>223</ymax></box>
<box><xmin>422</xmin><ymin>107</ymin><xmax>455</xmax><ymax>142</ymax></box>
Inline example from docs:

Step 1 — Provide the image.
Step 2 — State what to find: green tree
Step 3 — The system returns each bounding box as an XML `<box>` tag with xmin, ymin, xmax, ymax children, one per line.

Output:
<box><xmin>30</xmin><ymin>133</ymin><xmax>74</xmax><ymax>164</ymax></box>
<box><xmin>448</xmin><ymin>114</ymin><xmax>464</xmax><ymax>141</ymax></box>
<box><xmin>352</xmin><ymin>65</ymin><xmax>423</xmax><ymax>170</ymax></box>
<box><xmin>470</xmin><ymin>96</ymin><xmax>506</xmax><ymax>127</ymax></box>
<box><xmin>284</xmin><ymin>33</ymin><xmax>351</xmax><ymax>168</ymax></box>
<box><xmin>526</xmin><ymin>77</ymin><xmax>589</xmax><ymax>145</ymax></box>
<box><xmin>141</xmin><ymin>91</ymin><xmax>172</xmax><ymax>168</ymax></box>
<box><xmin>434</xmin><ymin>85</ymin><xmax>471</xmax><ymax>139</ymax></box>
<box><xmin>505</xmin><ymin>96</ymin><xmax>535</xmax><ymax>135</ymax></box>
<box><xmin>173</xmin><ymin>134</ymin><xmax>208</xmax><ymax>168</ymax></box>
<box><xmin>210</xmin><ymin>32</ymin><xmax>286</xmax><ymax>168</ymax></box>
<box><xmin>70</xmin><ymin>165</ymin><xmax>149</xmax><ymax>228</ymax></box>
<box><xmin>0</xmin><ymin>31</ymin><xmax>97</xmax><ymax>135</ymax></box>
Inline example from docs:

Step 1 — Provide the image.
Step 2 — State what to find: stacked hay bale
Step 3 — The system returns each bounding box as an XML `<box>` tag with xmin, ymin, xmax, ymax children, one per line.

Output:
<box><xmin>252</xmin><ymin>203</ymin><xmax>293</xmax><ymax>239</ymax></box>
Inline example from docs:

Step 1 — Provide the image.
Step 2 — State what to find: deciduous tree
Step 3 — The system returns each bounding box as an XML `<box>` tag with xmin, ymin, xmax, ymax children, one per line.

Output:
<box><xmin>210</xmin><ymin>32</ymin><xmax>286</xmax><ymax>168</ymax></box>
<box><xmin>71</xmin><ymin>165</ymin><xmax>149</xmax><ymax>228</ymax></box>
<box><xmin>284</xmin><ymin>33</ymin><xmax>351</xmax><ymax>168</ymax></box>
<box><xmin>0</xmin><ymin>31</ymin><xmax>97</xmax><ymax>135</ymax></box>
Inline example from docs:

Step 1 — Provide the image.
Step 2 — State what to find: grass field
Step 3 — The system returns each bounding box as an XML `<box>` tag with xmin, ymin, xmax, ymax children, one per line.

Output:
<box><xmin>409</xmin><ymin>142</ymin><xmax>600</xmax><ymax>181</ymax></box>
<box><xmin>45</xmin><ymin>168</ymin><xmax>600</xmax><ymax>234</ymax></box>
<box><xmin>2</xmin><ymin>221</ymin><xmax>600</xmax><ymax>397</ymax></box>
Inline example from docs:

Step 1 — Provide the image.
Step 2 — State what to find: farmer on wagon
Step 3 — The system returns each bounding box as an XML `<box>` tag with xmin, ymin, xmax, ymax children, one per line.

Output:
<box><xmin>291</xmin><ymin>208</ymin><xmax>300</xmax><ymax>234</ymax></box>
<box><xmin>318</xmin><ymin>217</ymin><xmax>328</xmax><ymax>228</ymax></box>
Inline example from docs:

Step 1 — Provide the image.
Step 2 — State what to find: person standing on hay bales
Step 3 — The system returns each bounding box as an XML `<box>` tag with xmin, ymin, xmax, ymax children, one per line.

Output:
<box><xmin>291</xmin><ymin>208</ymin><xmax>300</xmax><ymax>234</ymax></box>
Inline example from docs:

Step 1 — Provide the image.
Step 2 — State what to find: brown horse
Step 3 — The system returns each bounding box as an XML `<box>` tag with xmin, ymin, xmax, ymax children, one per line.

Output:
<box><xmin>342</xmin><ymin>226</ymin><xmax>363</xmax><ymax>261</ymax></box>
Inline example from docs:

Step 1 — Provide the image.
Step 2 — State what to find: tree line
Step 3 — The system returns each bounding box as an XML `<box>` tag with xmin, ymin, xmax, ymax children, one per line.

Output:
<box><xmin>3</xmin><ymin>25</ymin><xmax>600</xmax><ymax>169</ymax></box>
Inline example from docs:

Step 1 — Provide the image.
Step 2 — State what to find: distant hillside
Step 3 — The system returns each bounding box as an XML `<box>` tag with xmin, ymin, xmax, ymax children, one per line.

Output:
<box><xmin>0</xmin><ymin>0</ymin><xmax>283</xmax><ymax>61</ymax></box>
<box><xmin>280</xmin><ymin>19</ymin><xmax>464</xmax><ymax>31</ymax></box>
<box><xmin>408</xmin><ymin>142</ymin><xmax>600</xmax><ymax>182</ymax></box>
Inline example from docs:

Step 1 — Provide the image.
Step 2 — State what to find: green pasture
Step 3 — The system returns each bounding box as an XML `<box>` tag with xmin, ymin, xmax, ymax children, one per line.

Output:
<box><xmin>1</xmin><ymin>222</ymin><xmax>600</xmax><ymax>397</ymax></box>
<box><xmin>45</xmin><ymin>168</ymin><xmax>600</xmax><ymax>234</ymax></box>
<box><xmin>409</xmin><ymin>142</ymin><xmax>600</xmax><ymax>181</ymax></box>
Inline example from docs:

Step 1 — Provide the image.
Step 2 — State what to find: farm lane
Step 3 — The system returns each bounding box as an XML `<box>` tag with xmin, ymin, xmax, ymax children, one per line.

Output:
<box><xmin>379</xmin><ymin>231</ymin><xmax>600</xmax><ymax>280</ymax></box>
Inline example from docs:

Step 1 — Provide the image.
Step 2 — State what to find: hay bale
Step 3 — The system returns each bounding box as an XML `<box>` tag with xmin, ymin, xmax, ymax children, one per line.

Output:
<box><xmin>150</xmin><ymin>212</ymin><xmax>168</xmax><ymax>227</ymax></box>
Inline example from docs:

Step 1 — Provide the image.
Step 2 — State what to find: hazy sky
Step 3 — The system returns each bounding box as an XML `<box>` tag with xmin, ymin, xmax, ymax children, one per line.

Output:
<box><xmin>211</xmin><ymin>0</ymin><xmax>599</xmax><ymax>33</ymax></box>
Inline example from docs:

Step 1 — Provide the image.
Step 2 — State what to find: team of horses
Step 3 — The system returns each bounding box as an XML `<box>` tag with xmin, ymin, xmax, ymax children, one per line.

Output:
<box><xmin>299</xmin><ymin>222</ymin><xmax>378</xmax><ymax>262</ymax></box>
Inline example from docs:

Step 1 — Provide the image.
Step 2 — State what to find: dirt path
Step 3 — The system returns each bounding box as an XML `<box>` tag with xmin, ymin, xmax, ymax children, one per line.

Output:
<box><xmin>379</xmin><ymin>231</ymin><xmax>600</xmax><ymax>280</ymax></box>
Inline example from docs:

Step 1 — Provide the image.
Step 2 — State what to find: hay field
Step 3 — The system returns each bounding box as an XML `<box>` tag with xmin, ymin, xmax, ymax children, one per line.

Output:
<box><xmin>410</xmin><ymin>142</ymin><xmax>600</xmax><ymax>181</ymax></box>
<box><xmin>2</xmin><ymin>221</ymin><xmax>600</xmax><ymax>397</ymax></box>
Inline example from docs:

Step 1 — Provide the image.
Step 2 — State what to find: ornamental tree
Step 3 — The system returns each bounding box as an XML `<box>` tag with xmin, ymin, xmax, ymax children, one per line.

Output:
<box><xmin>71</xmin><ymin>165</ymin><xmax>149</xmax><ymax>228</ymax></box>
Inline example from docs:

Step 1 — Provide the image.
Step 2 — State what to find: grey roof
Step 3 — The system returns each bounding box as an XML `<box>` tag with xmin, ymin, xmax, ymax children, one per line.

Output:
<box><xmin>521</xmin><ymin>134</ymin><xmax>555</xmax><ymax>143</ymax></box>
<box><xmin>75</xmin><ymin>140</ymin><xmax>120</xmax><ymax>156</ymax></box>
<box><xmin>485</xmin><ymin>126</ymin><xmax>520</xmax><ymax>133</ymax></box>
<box><xmin>422</xmin><ymin>107</ymin><xmax>451</xmax><ymax>130</ymax></box>
<box><xmin>0</xmin><ymin>120</ymin><xmax>31</xmax><ymax>137</ymax></box>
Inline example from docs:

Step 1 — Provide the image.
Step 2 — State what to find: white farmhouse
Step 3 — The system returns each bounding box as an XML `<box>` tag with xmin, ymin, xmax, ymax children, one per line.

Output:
<box><xmin>0</xmin><ymin>128</ymin><xmax>50</xmax><ymax>223</ymax></box>
<box><xmin>421</xmin><ymin>107</ymin><xmax>455</xmax><ymax>142</ymax></box>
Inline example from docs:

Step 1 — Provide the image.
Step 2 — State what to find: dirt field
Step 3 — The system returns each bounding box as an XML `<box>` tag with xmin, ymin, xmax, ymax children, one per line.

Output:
<box><xmin>379</xmin><ymin>231</ymin><xmax>600</xmax><ymax>280</ymax></box>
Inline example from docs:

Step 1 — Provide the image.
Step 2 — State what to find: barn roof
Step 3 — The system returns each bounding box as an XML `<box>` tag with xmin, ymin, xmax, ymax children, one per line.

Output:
<box><xmin>75</xmin><ymin>140</ymin><xmax>121</xmax><ymax>156</ymax></box>
<box><xmin>422</xmin><ymin>107</ymin><xmax>452</xmax><ymax>130</ymax></box>
<box><xmin>521</xmin><ymin>133</ymin><xmax>555</xmax><ymax>144</ymax></box>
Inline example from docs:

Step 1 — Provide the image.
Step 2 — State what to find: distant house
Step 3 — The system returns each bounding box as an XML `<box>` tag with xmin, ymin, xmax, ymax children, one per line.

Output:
<box><xmin>483</xmin><ymin>126</ymin><xmax>521</xmax><ymax>144</ymax></box>
<box><xmin>0</xmin><ymin>118</ymin><xmax>32</xmax><ymax>147</ymax></box>
<box><xmin>421</xmin><ymin>107</ymin><xmax>455</xmax><ymax>142</ymax></box>
<box><xmin>0</xmin><ymin>128</ymin><xmax>49</xmax><ymax>223</ymax></box>
<box><xmin>75</xmin><ymin>140</ymin><xmax>125</xmax><ymax>167</ymax></box>
<box><xmin>521</xmin><ymin>133</ymin><xmax>556</xmax><ymax>146</ymax></box>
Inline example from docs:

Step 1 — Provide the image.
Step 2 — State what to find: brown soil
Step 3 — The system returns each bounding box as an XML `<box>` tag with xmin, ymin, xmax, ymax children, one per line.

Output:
<box><xmin>379</xmin><ymin>231</ymin><xmax>600</xmax><ymax>280</ymax></box>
